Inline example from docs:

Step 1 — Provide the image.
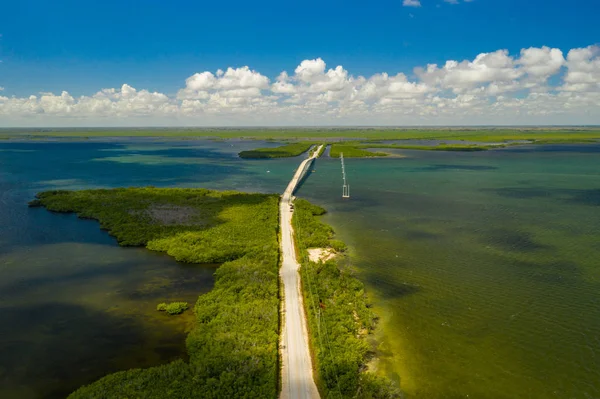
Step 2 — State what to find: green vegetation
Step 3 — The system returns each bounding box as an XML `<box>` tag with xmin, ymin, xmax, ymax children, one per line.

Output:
<box><xmin>239</xmin><ymin>132</ymin><xmax>599</xmax><ymax>158</ymax></box>
<box><xmin>157</xmin><ymin>302</ymin><xmax>189</xmax><ymax>315</ymax></box>
<box><xmin>239</xmin><ymin>141</ymin><xmax>495</xmax><ymax>159</ymax></box>
<box><xmin>292</xmin><ymin>199</ymin><xmax>400</xmax><ymax>398</ymax></box>
<box><xmin>31</xmin><ymin>187</ymin><xmax>281</xmax><ymax>398</ymax></box>
<box><xmin>329</xmin><ymin>141</ymin><xmax>517</xmax><ymax>156</ymax></box>
<box><xmin>329</xmin><ymin>144</ymin><xmax>388</xmax><ymax>158</ymax></box>
<box><xmin>156</xmin><ymin>303</ymin><xmax>167</xmax><ymax>311</ymax></box>
<box><xmin>423</xmin><ymin>131</ymin><xmax>600</xmax><ymax>143</ymax></box>
<box><xmin>3</xmin><ymin>127</ymin><xmax>600</xmax><ymax>142</ymax></box>
<box><xmin>367</xmin><ymin>143</ymin><xmax>492</xmax><ymax>152</ymax></box>
<box><xmin>242</xmin><ymin>141</ymin><xmax>495</xmax><ymax>158</ymax></box>
<box><xmin>529</xmin><ymin>138</ymin><xmax>600</xmax><ymax>144</ymax></box>
<box><xmin>7</xmin><ymin>128</ymin><xmax>598</xmax><ymax>158</ymax></box>
<box><xmin>238</xmin><ymin>142</ymin><xmax>314</xmax><ymax>158</ymax></box>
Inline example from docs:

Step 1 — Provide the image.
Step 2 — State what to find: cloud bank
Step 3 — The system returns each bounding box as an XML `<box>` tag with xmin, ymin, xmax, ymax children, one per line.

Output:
<box><xmin>1</xmin><ymin>45</ymin><xmax>599</xmax><ymax>126</ymax></box>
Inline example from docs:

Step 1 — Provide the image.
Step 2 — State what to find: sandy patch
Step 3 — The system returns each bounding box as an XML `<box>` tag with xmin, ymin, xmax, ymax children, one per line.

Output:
<box><xmin>307</xmin><ymin>248</ymin><xmax>337</xmax><ymax>263</ymax></box>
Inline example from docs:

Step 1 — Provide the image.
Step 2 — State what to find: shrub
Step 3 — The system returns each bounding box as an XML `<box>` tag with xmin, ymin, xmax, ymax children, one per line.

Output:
<box><xmin>329</xmin><ymin>144</ymin><xmax>388</xmax><ymax>158</ymax></box>
<box><xmin>238</xmin><ymin>142</ymin><xmax>315</xmax><ymax>158</ymax></box>
<box><xmin>34</xmin><ymin>188</ymin><xmax>281</xmax><ymax>398</ymax></box>
<box><xmin>156</xmin><ymin>303</ymin><xmax>167</xmax><ymax>311</ymax></box>
<box><xmin>157</xmin><ymin>302</ymin><xmax>189</xmax><ymax>315</ymax></box>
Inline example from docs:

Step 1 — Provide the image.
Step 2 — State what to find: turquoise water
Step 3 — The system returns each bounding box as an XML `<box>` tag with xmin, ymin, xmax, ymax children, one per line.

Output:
<box><xmin>298</xmin><ymin>144</ymin><xmax>600</xmax><ymax>398</ymax></box>
<box><xmin>1</xmin><ymin>140</ymin><xmax>598</xmax><ymax>398</ymax></box>
<box><xmin>0</xmin><ymin>140</ymin><xmax>297</xmax><ymax>398</ymax></box>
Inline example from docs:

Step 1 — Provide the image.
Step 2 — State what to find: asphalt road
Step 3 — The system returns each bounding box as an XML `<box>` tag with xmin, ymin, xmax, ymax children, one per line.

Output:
<box><xmin>279</xmin><ymin>146</ymin><xmax>322</xmax><ymax>399</ymax></box>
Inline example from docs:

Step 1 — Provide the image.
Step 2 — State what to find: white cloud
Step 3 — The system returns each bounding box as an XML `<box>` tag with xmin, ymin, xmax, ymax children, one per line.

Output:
<box><xmin>0</xmin><ymin>84</ymin><xmax>176</xmax><ymax>119</ymax></box>
<box><xmin>560</xmin><ymin>45</ymin><xmax>600</xmax><ymax>92</ymax></box>
<box><xmin>1</xmin><ymin>45</ymin><xmax>599</xmax><ymax>126</ymax></box>
<box><xmin>0</xmin><ymin>87</ymin><xmax>4</xmax><ymax>91</ymax></box>
<box><xmin>216</xmin><ymin>66</ymin><xmax>270</xmax><ymax>89</ymax></box>
<box><xmin>271</xmin><ymin>72</ymin><xmax>296</xmax><ymax>94</ymax></box>
<box><xmin>519</xmin><ymin>46</ymin><xmax>564</xmax><ymax>78</ymax></box>
<box><xmin>415</xmin><ymin>50</ymin><xmax>522</xmax><ymax>93</ymax></box>
<box><xmin>402</xmin><ymin>0</ymin><xmax>421</xmax><ymax>7</ymax></box>
<box><xmin>177</xmin><ymin>66</ymin><xmax>270</xmax><ymax>104</ymax></box>
<box><xmin>185</xmin><ymin>72</ymin><xmax>217</xmax><ymax>91</ymax></box>
<box><xmin>294</xmin><ymin>58</ymin><xmax>327</xmax><ymax>82</ymax></box>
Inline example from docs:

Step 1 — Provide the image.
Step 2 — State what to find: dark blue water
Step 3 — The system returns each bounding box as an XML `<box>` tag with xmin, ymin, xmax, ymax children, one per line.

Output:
<box><xmin>0</xmin><ymin>139</ymin><xmax>297</xmax><ymax>398</ymax></box>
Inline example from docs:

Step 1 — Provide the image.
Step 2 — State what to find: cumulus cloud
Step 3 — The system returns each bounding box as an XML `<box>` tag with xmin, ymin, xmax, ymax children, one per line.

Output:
<box><xmin>415</xmin><ymin>50</ymin><xmax>522</xmax><ymax>94</ymax></box>
<box><xmin>519</xmin><ymin>46</ymin><xmax>565</xmax><ymax>78</ymax></box>
<box><xmin>1</xmin><ymin>45</ymin><xmax>599</xmax><ymax>126</ymax></box>
<box><xmin>271</xmin><ymin>72</ymin><xmax>296</xmax><ymax>94</ymax></box>
<box><xmin>176</xmin><ymin>66</ymin><xmax>271</xmax><ymax>115</ymax></box>
<box><xmin>0</xmin><ymin>84</ymin><xmax>176</xmax><ymax>119</ymax></box>
<box><xmin>560</xmin><ymin>45</ymin><xmax>600</xmax><ymax>92</ymax></box>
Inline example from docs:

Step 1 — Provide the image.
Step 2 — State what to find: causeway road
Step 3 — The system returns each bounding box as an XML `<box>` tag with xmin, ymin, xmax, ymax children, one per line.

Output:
<box><xmin>279</xmin><ymin>146</ymin><xmax>322</xmax><ymax>399</ymax></box>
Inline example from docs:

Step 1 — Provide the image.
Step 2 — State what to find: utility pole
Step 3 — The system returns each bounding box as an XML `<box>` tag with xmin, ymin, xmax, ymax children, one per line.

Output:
<box><xmin>341</xmin><ymin>153</ymin><xmax>350</xmax><ymax>198</ymax></box>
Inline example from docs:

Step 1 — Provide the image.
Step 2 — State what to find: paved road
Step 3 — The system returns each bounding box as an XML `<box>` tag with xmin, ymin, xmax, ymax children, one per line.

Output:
<box><xmin>279</xmin><ymin>146</ymin><xmax>322</xmax><ymax>399</ymax></box>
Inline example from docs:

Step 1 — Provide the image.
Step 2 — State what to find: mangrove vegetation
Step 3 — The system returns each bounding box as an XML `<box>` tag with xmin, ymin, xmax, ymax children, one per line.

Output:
<box><xmin>157</xmin><ymin>302</ymin><xmax>189</xmax><ymax>315</ymax></box>
<box><xmin>4</xmin><ymin>127</ymin><xmax>600</xmax><ymax>142</ymax></box>
<box><xmin>31</xmin><ymin>187</ymin><xmax>281</xmax><ymax>398</ymax></box>
<box><xmin>329</xmin><ymin>144</ymin><xmax>388</xmax><ymax>158</ymax></box>
<box><xmin>238</xmin><ymin>142</ymin><xmax>315</xmax><ymax>158</ymax></box>
<box><xmin>238</xmin><ymin>140</ymin><xmax>510</xmax><ymax>159</ymax></box>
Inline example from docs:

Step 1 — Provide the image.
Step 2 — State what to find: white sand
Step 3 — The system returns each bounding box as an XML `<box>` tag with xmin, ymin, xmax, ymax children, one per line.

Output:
<box><xmin>307</xmin><ymin>248</ymin><xmax>337</xmax><ymax>263</ymax></box>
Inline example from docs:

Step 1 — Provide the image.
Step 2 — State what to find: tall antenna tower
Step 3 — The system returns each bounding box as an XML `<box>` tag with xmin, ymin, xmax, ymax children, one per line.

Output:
<box><xmin>341</xmin><ymin>153</ymin><xmax>350</xmax><ymax>198</ymax></box>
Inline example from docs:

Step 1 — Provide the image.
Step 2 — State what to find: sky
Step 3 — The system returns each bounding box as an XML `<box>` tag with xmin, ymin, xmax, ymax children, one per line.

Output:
<box><xmin>0</xmin><ymin>0</ymin><xmax>599</xmax><ymax>126</ymax></box>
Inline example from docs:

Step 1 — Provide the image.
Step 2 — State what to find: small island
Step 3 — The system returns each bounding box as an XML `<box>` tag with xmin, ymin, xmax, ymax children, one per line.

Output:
<box><xmin>157</xmin><ymin>302</ymin><xmax>189</xmax><ymax>315</ymax></box>
<box><xmin>30</xmin><ymin>187</ymin><xmax>397</xmax><ymax>398</ymax></box>
<box><xmin>232</xmin><ymin>129</ymin><xmax>600</xmax><ymax>159</ymax></box>
<box><xmin>31</xmin><ymin>187</ymin><xmax>282</xmax><ymax>397</ymax></box>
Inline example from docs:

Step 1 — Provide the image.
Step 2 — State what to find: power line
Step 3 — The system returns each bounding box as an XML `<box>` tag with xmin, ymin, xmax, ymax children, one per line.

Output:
<box><xmin>341</xmin><ymin>153</ymin><xmax>350</xmax><ymax>198</ymax></box>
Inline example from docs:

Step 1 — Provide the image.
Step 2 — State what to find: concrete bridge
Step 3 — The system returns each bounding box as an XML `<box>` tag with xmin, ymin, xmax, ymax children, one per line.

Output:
<box><xmin>282</xmin><ymin>145</ymin><xmax>321</xmax><ymax>203</ymax></box>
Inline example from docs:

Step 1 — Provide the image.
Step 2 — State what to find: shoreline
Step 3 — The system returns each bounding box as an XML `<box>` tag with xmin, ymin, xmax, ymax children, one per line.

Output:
<box><xmin>292</xmin><ymin>199</ymin><xmax>401</xmax><ymax>397</ymax></box>
<box><xmin>32</xmin><ymin>188</ymin><xmax>282</xmax><ymax>398</ymax></box>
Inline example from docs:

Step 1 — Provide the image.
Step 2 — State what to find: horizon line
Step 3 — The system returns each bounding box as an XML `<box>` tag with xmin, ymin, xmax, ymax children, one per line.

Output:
<box><xmin>2</xmin><ymin>125</ymin><xmax>600</xmax><ymax>130</ymax></box>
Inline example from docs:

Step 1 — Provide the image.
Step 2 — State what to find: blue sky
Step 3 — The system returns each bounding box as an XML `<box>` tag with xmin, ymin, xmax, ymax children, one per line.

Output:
<box><xmin>0</xmin><ymin>0</ymin><xmax>599</xmax><ymax>126</ymax></box>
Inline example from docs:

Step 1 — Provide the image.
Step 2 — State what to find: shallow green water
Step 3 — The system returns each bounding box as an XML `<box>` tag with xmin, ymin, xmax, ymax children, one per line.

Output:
<box><xmin>297</xmin><ymin>144</ymin><xmax>600</xmax><ymax>399</ymax></box>
<box><xmin>2</xmin><ymin>140</ymin><xmax>598</xmax><ymax>398</ymax></box>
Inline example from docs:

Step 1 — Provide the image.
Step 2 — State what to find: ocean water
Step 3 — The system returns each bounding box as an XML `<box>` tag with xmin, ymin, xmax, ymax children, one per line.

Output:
<box><xmin>1</xmin><ymin>140</ymin><xmax>598</xmax><ymax>399</ymax></box>
<box><xmin>0</xmin><ymin>139</ymin><xmax>297</xmax><ymax>398</ymax></box>
<box><xmin>298</xmin><ymin>144</ymin><xmax>600</xmax><ymax>399</ymax></box>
